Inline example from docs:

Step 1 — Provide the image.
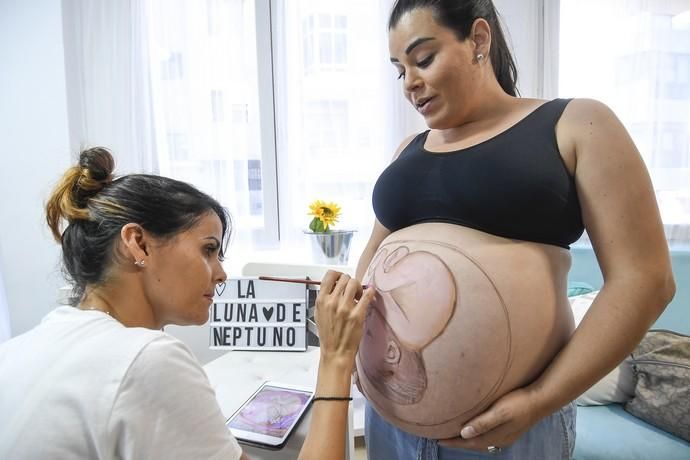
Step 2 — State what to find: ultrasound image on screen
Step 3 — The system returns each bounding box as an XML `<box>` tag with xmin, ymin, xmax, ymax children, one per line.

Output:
<box><xmin>228</xmin><ymin>385</ymin><xmax>312</xmax><ymax>438</ymax></box>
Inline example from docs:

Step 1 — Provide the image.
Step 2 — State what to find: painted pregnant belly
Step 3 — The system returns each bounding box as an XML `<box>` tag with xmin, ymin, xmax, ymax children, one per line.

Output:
<box><xmin>355</xmin><ymin>223</ymin><xmax>572</xmax><ymax>439</ymax></box>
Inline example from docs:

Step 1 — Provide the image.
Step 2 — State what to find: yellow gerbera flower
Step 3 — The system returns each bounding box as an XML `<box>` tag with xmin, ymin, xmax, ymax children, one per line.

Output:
<box><xmin>308</xmin><ymin>200</ymin><xmax>341</xmax><ymax>232</ymax></box>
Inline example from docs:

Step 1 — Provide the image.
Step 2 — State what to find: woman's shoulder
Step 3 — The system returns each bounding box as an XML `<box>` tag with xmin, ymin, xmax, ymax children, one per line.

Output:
<box><xmin>114</xmin><ymin>333</ymin><xmax>212</xmax><ymax>407</ymax></box>
<box><xmin>110</xmin><ymin>333</ymin><xmax>243</xmax><ymax>459</ymax></box>
<box><xmin>392</xmin><ymin>131</ymin><xmax>427</xmax><ymax>161</ymax></box>
<box><xmin>559</xmin><ymin>98</ymin><xmax>618</xmax><ymax>126</ymax></box>
<box><xmin>511</xmin><ymin>97</ymin><xmax>613</xmax><ymax>120</ymax></box>
<box><xmin>557</xmin><ymin>98</ymin><xmax>625</xmax><ymax>147</ymax></box>
<box><xmin>127</xmin><ymin>332</ymin><xmax>202</xmax><ymax>377</ymax></box>
<box><xmin>76</xmin><ymin>324</ymin><xmax>203</xmax><ymax>387</ymax></box>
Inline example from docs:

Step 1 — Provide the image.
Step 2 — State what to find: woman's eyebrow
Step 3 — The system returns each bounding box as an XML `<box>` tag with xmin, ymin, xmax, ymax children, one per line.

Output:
<box><xmin>203</xmin><ymin>236</ymin><xmax>221</xmax><ymax>246</ymax></box>
<box><xmin>390</xmin><ymin>37</ymin><xmax>436</xmax><ymax>62</ymax></box>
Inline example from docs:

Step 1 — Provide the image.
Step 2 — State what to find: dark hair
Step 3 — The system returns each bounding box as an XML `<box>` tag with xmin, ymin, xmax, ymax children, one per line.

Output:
<box><xmin>46</xmin><ymin>147</ymin><xmax>232</xmax><ymax>303</ymax></box>
<box><xmin>388</xmin><ymin>0</ymin><xmax>518</xmax><ymax>97</ymax></box>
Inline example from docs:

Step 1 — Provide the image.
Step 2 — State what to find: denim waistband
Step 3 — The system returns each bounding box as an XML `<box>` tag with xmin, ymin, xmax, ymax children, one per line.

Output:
<box><xmin>364</xmin><ymin>401</ymin><xmax>577</xmax><ymax>460</ymax></box>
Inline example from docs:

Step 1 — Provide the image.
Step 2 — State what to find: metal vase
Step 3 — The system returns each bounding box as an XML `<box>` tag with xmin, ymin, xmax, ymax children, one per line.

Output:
<box><xmin>305</xmin><ymin>230</ymin><xmax>356</xmax><ymax>265</ymax></box>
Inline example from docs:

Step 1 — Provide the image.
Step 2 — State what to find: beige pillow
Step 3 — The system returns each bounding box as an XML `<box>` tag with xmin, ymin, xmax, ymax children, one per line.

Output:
<box><xmin>624</xmin><ymin>330</ymin><xmax>690</xmax><ymax>441</ymax></box>
<box><xmin>570</xmin><ymin>290</ymin><xmax>636</xmax><ymax>406</ymax></box>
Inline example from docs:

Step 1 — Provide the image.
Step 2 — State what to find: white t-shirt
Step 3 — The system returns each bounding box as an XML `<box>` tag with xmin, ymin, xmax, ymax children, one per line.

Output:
<box><xmin>0</xmin><ymin>306</ymin><xmax>242</xmax><ymax>459</ymax></box>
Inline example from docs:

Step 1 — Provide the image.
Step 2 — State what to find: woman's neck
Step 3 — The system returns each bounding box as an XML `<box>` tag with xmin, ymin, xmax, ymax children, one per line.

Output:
<box><xmin>436</xmin><ymin>91</ymin><xmax>517</xmax><ymax>143</ymax></box>
<box><xmin>80</xmin><ymin>279</ymin><xmax>159</xmax><ymax>329</ymax></box>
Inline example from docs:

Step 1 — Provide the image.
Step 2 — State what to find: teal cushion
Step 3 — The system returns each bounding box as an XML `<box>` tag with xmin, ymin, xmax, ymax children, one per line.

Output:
<box><xmin>575</xmin><ymin>404</ymin><xmax>690</xmax><ymax>459</ymax></box>
<box><xmin>567</xmin><ymin>281</ymin><xmax>595</xmax><ymax>297</ymax></box>
<box><xmin>569</xmin><ymin>246</ymin><xmax>690</xmax><ymax>335</ymax></box>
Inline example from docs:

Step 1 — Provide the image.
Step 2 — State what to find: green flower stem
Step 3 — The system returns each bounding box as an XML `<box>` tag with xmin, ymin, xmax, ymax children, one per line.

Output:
<box><xmin>309</xmin><ymin>217</ymin><xmax>329</xmax><ymax>233</ymax></box>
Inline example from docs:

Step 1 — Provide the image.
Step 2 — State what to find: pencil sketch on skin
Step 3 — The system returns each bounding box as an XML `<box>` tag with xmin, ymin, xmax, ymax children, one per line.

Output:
<box><xmin>359</xmin><ymin>246</ymin><xmax>456</xmax><ymax>404</ymax></box>
<box><xmin>357</xmin><ymin>237</ymin><xmax>514</xmax><ymax>432</ymax></box>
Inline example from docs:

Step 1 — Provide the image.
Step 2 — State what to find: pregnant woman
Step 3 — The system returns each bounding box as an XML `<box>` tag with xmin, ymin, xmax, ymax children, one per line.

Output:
<box><xmin>355</xmin><ymin>1</ymin><xmax>675</xmax><ymax>459</ymax></box>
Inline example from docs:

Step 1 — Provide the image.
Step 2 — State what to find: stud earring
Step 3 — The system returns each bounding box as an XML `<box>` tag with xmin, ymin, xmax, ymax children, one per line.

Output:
<box><xmin>477</xmin><ymin>53</ymin><xmax>485</xmax><ymax>62</ymax></box>
<box><xmin>134</xmin><ymin>260</ymin><xmax>145</xmax><ymax>267</ymax></box>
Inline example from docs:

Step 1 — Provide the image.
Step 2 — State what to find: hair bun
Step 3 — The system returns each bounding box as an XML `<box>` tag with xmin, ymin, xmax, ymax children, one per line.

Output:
<box><xmin>79</xmin><ymin>147</ymin><xmax>115</xmax><ymax>184</ymax></box>
<box><xmin>45</xmin><ymin>147</ymin><xmax>116</xmax><ymax>241</ymax></box>
<box><xmin>73</xmin><ymin>147</ymin><xmax>115</xmax><ymax>208</ymax></box>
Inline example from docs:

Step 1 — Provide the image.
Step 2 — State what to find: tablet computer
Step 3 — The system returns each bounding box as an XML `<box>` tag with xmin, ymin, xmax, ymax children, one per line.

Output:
<box><xmin>226</xmin><ymin>381</ymin><xmax>314</xmax><ymax>449</ymax></box>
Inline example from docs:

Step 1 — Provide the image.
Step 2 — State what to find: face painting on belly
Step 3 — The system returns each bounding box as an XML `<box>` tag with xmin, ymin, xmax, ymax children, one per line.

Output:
<box><xmin>359</xmin><ymin>246</ymin><xmax>457</xmax><ymax>404</ymax></box>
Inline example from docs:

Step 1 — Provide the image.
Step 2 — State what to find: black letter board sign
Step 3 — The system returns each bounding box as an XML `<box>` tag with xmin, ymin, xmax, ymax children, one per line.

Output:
<box><xmin>208</xmin><ymin>277</ymin><xmax>308</xmax><ymax>351</ymax></box>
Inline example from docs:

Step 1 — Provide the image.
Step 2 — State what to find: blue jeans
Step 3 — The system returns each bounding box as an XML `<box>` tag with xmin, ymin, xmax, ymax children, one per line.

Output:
<box><xmin>365</xmin><ymin>402</ymin><xmax>576</xmax><ymax>460</ymax></box>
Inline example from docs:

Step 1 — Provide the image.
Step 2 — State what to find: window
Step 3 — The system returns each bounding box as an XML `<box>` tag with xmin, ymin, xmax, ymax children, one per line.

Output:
<box><xmin>64</xmin><ymin>0</ymin><xmax>689</xmax><ymax>264</ymax></box>
<box><xmin>272</xmin><ymin>0</ymin><xmax>396</xmax><ymax>252</ymax></box>
<box><xmin>302</xmin><ymin>12</ymin><xmax>348</xmax><ymax>73</ymax></box>
<box><xmin>247</xmin><ymin>159</ymin><xmax>263</xmax><ymax>216</ymax></box>
<box><xmin>231</xmin><ymin>103</ymin><xmax>248</xmax><ymax>124</ymax></box>
<box><xmin>210</xmin><ymin>90</ymin><xmax>225</xmax><ymax>122</ymax></box>
<box><xmin>207</xmin><ymin>0</ymin><xmax>222</xmax><ymax>36</ymax></box>
<box><xmin>166</xmin><ymin>131</ymin><xmax>189</xmax><ymax>161</ymax></box>
<box><xmin>160</xmin><ymin>52</ymin><xmax>184</xmax><ymax>80</ymax></box>
<box><xmin>303</xmin><ymin>100</ymin><xmax>349</xmax><ymax>154</ymax></box>
<box><xmin>148</xmin><ymin>0</ymin><xmax>273</xmax><ymax>244</ymax></box>
<box><xmin>559</xmin><ymin>0</ymin><xmax>690</xmax><ymax>243</ymax></box>
<box><xmin>146</xmin><ymin>0</ymin><xmax>402</xmax><ymax>260</ymax></box>
<box><xmin>211</xmin><ymin>90</ymin><xmax>225</xmax><ymax>123</ymax></box>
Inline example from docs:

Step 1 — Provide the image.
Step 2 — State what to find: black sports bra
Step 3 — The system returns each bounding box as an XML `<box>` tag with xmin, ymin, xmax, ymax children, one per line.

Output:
<box><xmin>372</xmin><ymin>99</ymin><xmax>584</xmax><ymax>249</ymax></box>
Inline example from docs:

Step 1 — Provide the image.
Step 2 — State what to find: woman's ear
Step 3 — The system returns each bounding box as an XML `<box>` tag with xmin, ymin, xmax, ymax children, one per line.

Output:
<box><xmin>120</xmin><ymin>223</ymin><xmax>149</xmax><ymax>267</ymax></box>
<box><xmin>470</xmin><ymin>18</ymin><xmax>492</xmax><ymax>59</ymax></box>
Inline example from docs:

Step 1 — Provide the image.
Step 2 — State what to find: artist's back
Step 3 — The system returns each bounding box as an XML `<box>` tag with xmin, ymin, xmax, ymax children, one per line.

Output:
<box><xmin>0</xmin><ymin>306</ymin><xmax>241</xmax><ymax>459</ymax></box>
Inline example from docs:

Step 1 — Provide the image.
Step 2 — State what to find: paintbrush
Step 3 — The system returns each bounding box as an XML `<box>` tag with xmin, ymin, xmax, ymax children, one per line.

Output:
<box><xmin>258</xmin><ymin>275</ymin><xmax>368</xmax><ymax>289</ymax></box>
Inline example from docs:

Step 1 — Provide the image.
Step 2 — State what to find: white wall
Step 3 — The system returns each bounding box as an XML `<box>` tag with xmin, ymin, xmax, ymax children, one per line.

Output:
<box><xmin>0</xmin><ymin>0</ymin><xmax>71</xmax><ymax>336</ymax></box>
<box><xmin>0</xmin><ymin>266</ymin><xmax>9</xmax><ymax>343</ymax></box>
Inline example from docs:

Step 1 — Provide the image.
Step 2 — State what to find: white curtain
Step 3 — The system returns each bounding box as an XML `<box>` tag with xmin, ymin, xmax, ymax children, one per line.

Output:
<box><xmin>495</xmin><ymin>0</ymin><xmax>560</xmax><ymax>99</ymax></box>
<box><xmin>559</xmin><ymin>0</ymin><xmax>690</xmax><ymax>244</ymax></box>
<box><xmin>62</xmin><ymin>0</ymin><xmax>158</xmax><ymax>174</ymax></box>
<box><xmin>61</xmin><ymin>0</ymin><xmax>269</xmax><ymax>254</ymax></box>
<box><xmin>271</xmin><ymin>0</ymin><xmax>423</xmax><ymax>259</ymax></box>
<box><xmin>143</xmin><ymin>0</ymin><xmax>272</xmax><ymax>251</ymax></box>
<box><xmin>0</xmin><ymin>266</ymin><xmax>10</xmax><ymax>343</ymax></box>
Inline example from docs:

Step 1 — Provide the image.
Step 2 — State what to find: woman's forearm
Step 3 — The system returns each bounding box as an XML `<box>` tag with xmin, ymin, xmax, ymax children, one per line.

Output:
<box><xmin>529</xmin><ymin>273</ymin><xmax>675</xmax><ymax>418</ymax></box>
<box><xmin>298</xmin><ymin>358</ymin><xmax>353</xmax><ymax>460</ymax></box>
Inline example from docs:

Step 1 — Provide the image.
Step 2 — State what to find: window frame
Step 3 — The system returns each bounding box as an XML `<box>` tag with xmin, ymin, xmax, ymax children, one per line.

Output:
<box><xmin>253</xmin><ymin>0</ymin><xmax>280</xmax><ymax>246</ymax></box>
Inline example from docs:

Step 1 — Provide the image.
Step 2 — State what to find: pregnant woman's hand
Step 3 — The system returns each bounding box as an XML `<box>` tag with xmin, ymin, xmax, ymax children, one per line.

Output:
<box><xmin>439</xmin><ymin>385</ymin><xmax>545</xmax><ymax>452</ymax></box>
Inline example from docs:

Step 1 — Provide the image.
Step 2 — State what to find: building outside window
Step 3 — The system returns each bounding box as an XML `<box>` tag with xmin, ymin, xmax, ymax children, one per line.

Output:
<box><xmin>560</xmin><ymin>0</ymin><xmax>690</xmax><ymax>243</ymax></box>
